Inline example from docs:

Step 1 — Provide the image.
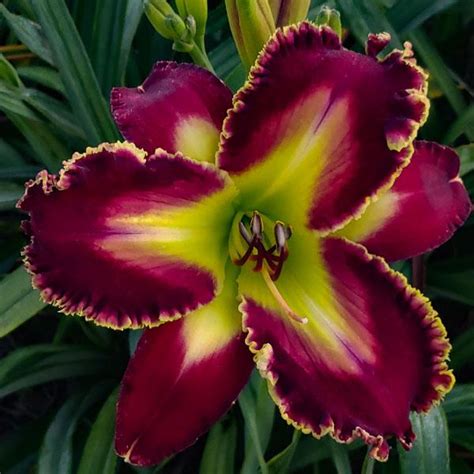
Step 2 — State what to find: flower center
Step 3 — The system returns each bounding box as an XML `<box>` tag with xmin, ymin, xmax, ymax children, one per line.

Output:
<box><xmin>234</xmin><ymin>211</ymin><xmax>291</xmax><ymax>280</ymax></box>
<box><xmin>230</xmin><ymin>211</ymin><xmax>307</xmax><ymax>324</ymax></box>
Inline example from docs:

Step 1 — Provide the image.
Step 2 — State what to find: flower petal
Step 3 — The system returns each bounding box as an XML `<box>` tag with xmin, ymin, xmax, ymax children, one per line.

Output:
<box><xmin>18</xmin><ymin>142</ymin><xmax>237</xmax><ymax>329</ymax></box>
<box><xmin>238</xmin><ymin>232</ymin><xmax>453</xmax><ymax>460</ymax></box>
<box><xmin>111</xmin><ymin>62</ymin><xmax>233</xmax><ymax>162</ymax></box>
<box><xmin>115</xmin><ymin>271</ymin><xmax>253</xmax><ymax>466</ymax></box>
<box><xmin>217</xmin><ymin>23</ymin><xmax>428</xmax><ymax>233</ymax></box>
<box><xmin>334</xmin><ymin>141</ymin><xmax>472</xmax><ymax>261</ymax></box>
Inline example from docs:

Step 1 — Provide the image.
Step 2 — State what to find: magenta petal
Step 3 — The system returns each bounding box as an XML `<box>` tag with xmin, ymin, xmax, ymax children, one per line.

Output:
<box><xmin>217</xmin><ymin>23</ymin><xmax>428</xmax><ymax>233</ymax></box>
<box><xmin>18</xmin><ymin>143</ymin><xmax>236</xmax><ymax>329</ymax></box>
<box><xmin>111</xmin><ymin>62</ymin><xmax>232</xmax><ymax>161</ymax></box>
<box><xmin>240</xmin><ymin>235</ymin><xmax>453</xmax><ymax>460</ymax></box>
<box><xmin>337</xmin><ymin>141</ymin><xmax>471</xmax><ymax>261</ymax></box>
<box><xmin>115</xmin><ymin>279</ymin><xmax>253</xmax><ymax>466</ymax></box>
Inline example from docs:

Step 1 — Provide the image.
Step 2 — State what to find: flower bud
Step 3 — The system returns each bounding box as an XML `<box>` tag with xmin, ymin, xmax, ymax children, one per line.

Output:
<box><xmin>145</xmin><ymin>0</ymin><xmax>194</xmax><ymax>52</ymax></box>
<box><xmin>144</xmin><ymin>0</ymin><xmax>179</xmax><ymax>40</ymax></box>
<box><xmin>268</xmin><ymin>0</ymin><xmax>310</xmax><ymax>27</ymax></box>
<box><xmin>315</xmin><ymin>6</ymin><xmax>342</xmax><ymax>39</ymax></box>
<box><xmin>175</xmin><ymin>0</ymin><xmax>208</xmax><ymax>47</ymax></box>
<box><xmin>225</xmin><ymin>0</ymin><xmax>276</xmax><ymax>70</ymax></box>
<box><xmin>164</xmin><ymin>13</ymin><xmax>188</xmax><ymax>39</ymax></box>
<box><xmin>226</xmin><ymin>0</ymin><xmax>311</xmax><ymax>70</ymax></box>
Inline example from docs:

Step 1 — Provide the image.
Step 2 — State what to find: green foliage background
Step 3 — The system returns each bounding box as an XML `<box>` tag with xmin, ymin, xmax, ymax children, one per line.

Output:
<box><xmin>0</xmin><ymin>0</ymin><xmax>472</xmax><ymax>473</ymax></box>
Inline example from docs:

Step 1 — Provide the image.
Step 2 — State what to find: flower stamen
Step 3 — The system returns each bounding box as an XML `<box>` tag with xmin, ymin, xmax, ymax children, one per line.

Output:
<box><xmin>262</xmin><ymin>269</ymin><xmax>308</xmax><ymax>324</ymax></box>
<box><xmin>234</xmin><ymin>212</ymin><xmax>306</xmax><ymax>324</ymax></box>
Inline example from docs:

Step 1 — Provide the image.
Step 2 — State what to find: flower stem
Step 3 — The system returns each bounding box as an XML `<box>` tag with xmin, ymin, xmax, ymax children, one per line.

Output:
<box><xmin>188</xmin><ymin>40</ymin><xmax>215</xmax><ymax>73</ymax></box>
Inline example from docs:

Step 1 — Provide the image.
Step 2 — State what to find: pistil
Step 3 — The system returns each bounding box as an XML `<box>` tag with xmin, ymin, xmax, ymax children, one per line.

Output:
<box><xmin>261</xmin><ymin>270</ymin><xmax>308</xmax><ymax>324</ymax></box>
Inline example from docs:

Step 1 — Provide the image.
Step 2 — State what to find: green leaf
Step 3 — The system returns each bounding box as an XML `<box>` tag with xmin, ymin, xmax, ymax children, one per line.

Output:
<box><xmin>361</xmin><ymin>450</ymin><xmax>375</xmax><ymax>474</ymax></box>
<box><xmin>444</xmin><ymin>384</ymin><xmax>474</xmax><ymax>423</ymax></box>
<box><xmin>398</xmin><ymin>406</ymin><xmax>450</xmax><ymax>474</ymax></box>
<box><xmin>289</xmin><ymin>436</ymin><xmax>364</xmax><ymax>471</ymax></box>
<box><xmin>0</xmin><ymin>416</ymin><xmax>50</xmax><ymax>472</ymax></box>
<box><xmin>0</xmin><ymin>76</ymin><xmax>68</xmax><ymax>169</ymax></box>
<box><xmin>21</xmin><ymin>88</ymin><xmax>86</xmax><ymax>139</ymax></box>
<box><xmin>444</xmin><ymin>105</ymin><xmax>474</xmax><ymax>144</ymax></box>
<box><xmin>89</xmin><ymin>0</ymin><xmax>143</xmax><ymax>94</ymax></box>
<box><xmin>458</xmin><ymin>144</ymin><xmax>474</xmax><ymax>176</ymax></box>
<box><xmin>128</xmin><ymin>328</ymin><xmax>143</xmax><ymax>355</ymax></box>
<box><xmin>0</xmin><ymin>181</ymin><xmax>23</xmax><ymax>210</ymax></box>
<box><xmin>0</xmin><ymin>53</ymin><xmax>22</xmax><ymax>87</ymax></box>
<box><xmin>0</xmin><ymin>4</ymin><xmax>55</xmax><ymax>66</ymax></box>
<box><xmin>330</xmin><ymin>442</ymin><xmax>352</xmax><ymax>474</ymax></box>
<box><xmin>451</xmin><ymin>326</ymin><xmax>474</xmax><ymax>370</ymax></box>
<box><xmin>38</xmin><ymin>383</ymin><xmax>111</xmax><ymax>474</ymax></box>
<box><xmin>7</xmin><ymin>112</ymin><xmax>69</xmax><ymax>169</ymax></box>
<box><xmin>239</xmin><ymin>372</ymin><xmax>275</xmax><ymax>474</ymax></box>
<box><xmin>31</xmin><ymin>0</ymin><xmax>118</xmax><ymax>144</ymax></box>
<box><xmin>0</xmin><ymin>266</ymin><xmax>45</xmax><ymax>339</ymax></box>
<box><xmin>267</xmin><ymin>430</ymin><xmax>301</xmax><ymax>474</ymax></box>
<box><xmin>0</xmin><ymin>138</ymin><xmax>25</xmax><ymax>166</ymax></box>
<box><xmin>0</xmin><ymin>344</ymin><xmax>114</xmax><ymax>398</ymax></box>
<box><xmin>0</xmin><ymin>344</ymin><xmax>66</xmax><ymax>381</ymax></box>
<box><xmin>427</xmin><ymin>269</ymin><xmax>474</xmax><ymax>306</ymax></box>
<box><xmin>336</xmin><ymin>0</ymin><xmax>402</xmax><ymax>47</ymax></box>
<box><xmin>199</xmin><ymin>415</ymin><xmax>238</xmax><ymax>474</ymax></box>
<box><xmin>0</xmin><ymin>81</ymin><xmax>40</xmax><ymax>120</ymax></box>
<box><xmin>0</xmin><ymin>165</ymin><xmax>40</xmax><ymax>179</ymax></box>
<box><xmin>77</xmin><ymin>387</ymin><xmax>119</xmax><ymax>474</ymax></box>
<box><xmin>387</xmin><ymin>0</ymin><xmax>457</xmax><ymax>34</ymax></box>
<box><xmin>17</xmin><ymin>65</ymin><xmax>66</xmax><ymax>95</ymax></box>
<box><xmin>408</xmin><ymin>29</ymin><xmax>469</xmax><ymax>122</ymax></box>
<box><xmin>444</xmin><ymin>385</ymin><xmax>474</xmax><ymax>453</ymax></box>
<box><xmin>209</xmin><ymin>37</ymin><xmax>240</xmax><ymax>80</ymax></box>
<box><xmin>224</xmin><ymin>63</ymin><xmax>247</xmax><ymax>92</ymax></box>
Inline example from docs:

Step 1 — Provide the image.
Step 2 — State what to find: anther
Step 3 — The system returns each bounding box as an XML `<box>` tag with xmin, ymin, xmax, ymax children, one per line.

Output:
<box><xmin>250</xmin><ymin>211</ymin><xmax>263</xmax><ymax>237</ymax></box>
<box><xmin>239</xmin><ymin>221</ymin><xmax>253</xmax><ymax>245</ymax></box>
<box><xmin>234</xmin><ymin>214</ymin><xmax>307</xmax><ymax>324</ymax></box>
<box><xmin>274</xmin><ymin>222</ymin><xmax>291</xmax><ymax>251</ymax></box>
<box><xmin>235</xmin><ymin>213</ymin><xmax>293</xmax><ymax>281</ymax></box>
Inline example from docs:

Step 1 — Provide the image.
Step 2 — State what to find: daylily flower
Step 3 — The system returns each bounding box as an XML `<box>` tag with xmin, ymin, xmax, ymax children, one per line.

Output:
<box><xmin>18</xmin><ymin>23</ymin><xmax>471</xmax><ymax>466</ymax></box>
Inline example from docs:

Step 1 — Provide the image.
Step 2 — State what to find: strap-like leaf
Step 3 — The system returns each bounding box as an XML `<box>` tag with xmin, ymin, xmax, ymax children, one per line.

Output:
<box><xmin>0</xmin><ymin>266</ymin><xmax>45</xmax><ymax>338</ymax></box>
<box><xmin>398</xmin><ymin>406</ymin><xmax>450</xmax><ymax>474</ymax></box>
<box><xmin>30</xmin><ymin>0</ymin><xmax>118</xmax><ymax>144</ymax></box>
<box><xmin>38</xmin><ymin>383</ymin><xmax>112</xmax><ymax>474</ymax></box>
<box><xmin>77</xmin><ymin>388</ymin><xmax>119</xmax><ymax>474</ymax></box>
<box><xmin>200</xmin><ymin>416</ymin><xmax>238</xmax><ymax>474</ymax></box>
<box><xmin>0</xmin><ymin>5</ymin><xmax>55</xmax><ymax>65</ymax></box>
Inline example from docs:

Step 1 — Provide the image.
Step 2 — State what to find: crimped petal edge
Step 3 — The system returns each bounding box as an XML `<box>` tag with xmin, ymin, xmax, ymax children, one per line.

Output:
<box><xmin>217</xmin><ymin>23</ymin><xmax>430</xmax><ymax>235</ymax></box>
<box><xmin>17</xmin><ymin>142</ymin><xmax>232</xmax><ymax>330</ymax></box>
<box><xmin>240</xmin><ymin>238</ymin><xmax>454</xmax><ymax>461</ymax></box>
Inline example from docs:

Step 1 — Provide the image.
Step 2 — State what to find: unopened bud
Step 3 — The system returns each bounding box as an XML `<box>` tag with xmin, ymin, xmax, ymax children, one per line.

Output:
<box><xmin>225</xmin><ymin>0</ymin><xmax>276</xmax><ymax>70</ymax></box>
<box><xmin>164</xmin><ymin>14</ymin><xmax>188</xmax><ymax>39</ymax></box>
<box><xmin>269</xmin><ymin>0</ymin><xmax>310</xmax><ymax>27</ymax></box>
<box><xmin>144</xmin><ymin>0</ymin><xmax>177</xmax><ymax>40</ymax></box>
<box><xmin>185</xmin><ymin>15</ymin><xmax>197</xmax><ymax>38</ymax></box>
<box><xmin>175</xmin><ymin>0</ymin><xmax>208</xmax><ymax>46</ymax></box>
<box><xmin>315</xmin><ymin>6</ymin><xmax>342</xmax><ymax>39</ymax></box>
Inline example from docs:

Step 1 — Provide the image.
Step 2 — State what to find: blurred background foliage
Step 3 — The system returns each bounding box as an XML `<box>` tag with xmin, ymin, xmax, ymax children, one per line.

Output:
<box><xmin>0</xmin><ymin>0</ymin><xmax>472</xmax><ymax>473</ymax></box>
